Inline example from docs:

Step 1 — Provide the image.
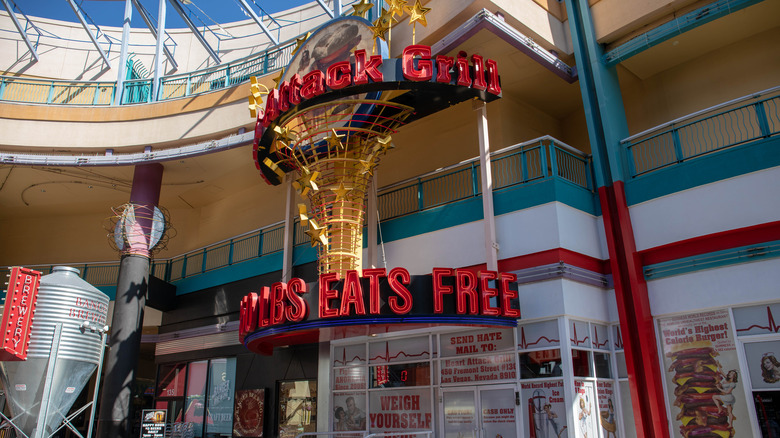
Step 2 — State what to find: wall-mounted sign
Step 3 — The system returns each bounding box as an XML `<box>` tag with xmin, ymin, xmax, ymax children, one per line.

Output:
<box><xmin>0</xmin><ymin>267</ymin><xmax>41</xmax><ymax>361</ymax></box>
<box><xmin>140</xmin><ymin>410</ymin><xmax>166</xmax><ymax>438</ymax></box>
<box><xmin>239</xmin><ymin>268</ymin><xmax>520</xmax><ymax>354</ymax></box>
<box><xmin>233</xmin><ymin>389</ymin><xmax>265</xmax><ymax>438</ymax></box>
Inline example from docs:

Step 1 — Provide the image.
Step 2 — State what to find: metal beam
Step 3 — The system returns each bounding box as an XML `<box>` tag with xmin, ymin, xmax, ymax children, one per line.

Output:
<box><xmin>65</xmin><ymin>0</ymin><xmax>111</xmax><ymax>68</ymax></box>
<box><xmin>235</xmin><ymin>0</ymin><xmax>279</xmax><ymax>46</ymax></box>
<box><xmin>167</xmin><ymin>0</ymin><xmax>221</xmax><ymax>64</ymax></box>
<box><xmin>0</xmin><ymin>0</ymin><xmax>39</xmax><ymax>62</ymax></box>
<box><xmin>113</xmin><ymin>0</ymin><xmax>132</xmax><ymax>105</ymax></box>
<box><xmin>316</xmin><ymin>0</ymin><xmax>335</xmax><ymax>18</ymax></box>
<box><xmin>130</xmin><ymin>0</ymin><xmax>178</xmax><ymax>69</ymax></box>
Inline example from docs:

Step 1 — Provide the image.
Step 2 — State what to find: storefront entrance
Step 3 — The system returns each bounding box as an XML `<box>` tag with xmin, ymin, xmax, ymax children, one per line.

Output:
<box><xmin>441</xmin><ymin>384</ymin><xmax>520</xmax><ymax>438</ymax></box>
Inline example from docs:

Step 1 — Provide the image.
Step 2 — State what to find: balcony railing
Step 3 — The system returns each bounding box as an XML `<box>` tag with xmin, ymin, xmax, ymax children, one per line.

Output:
<box><xmin>0</xmin><ymin>136</ymin><xmax>591</xmax><ymax>289</ymax></box>
<box><xmin>623</xmin><ymin>86</ymin><xmax>780</xmax><ymax>177</ymax></box>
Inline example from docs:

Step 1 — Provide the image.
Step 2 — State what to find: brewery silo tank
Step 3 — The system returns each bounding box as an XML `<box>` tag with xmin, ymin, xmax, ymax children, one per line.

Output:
<box><xmin>0</xmin><ymin>266</ymin><xmax>110</xmax><ymax>438</ymax></box>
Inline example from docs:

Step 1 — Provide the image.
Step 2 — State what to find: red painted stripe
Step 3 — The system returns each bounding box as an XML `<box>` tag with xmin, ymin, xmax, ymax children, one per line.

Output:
<box><xmin>639</xmin><ymin>220</ymin><xmax>780</xmax><ymax>266</ymax></box>
<box><xmin>497</xmin><ymin>248</ymin><xmax>609</xmax><ymax>274</ymax></box>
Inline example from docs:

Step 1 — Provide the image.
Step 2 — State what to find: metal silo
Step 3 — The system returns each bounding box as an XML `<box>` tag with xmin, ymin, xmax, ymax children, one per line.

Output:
<box><xmin>0</xmin><ymin>266</ymin><xmax>110</xmax><ymax>438</ymax></box>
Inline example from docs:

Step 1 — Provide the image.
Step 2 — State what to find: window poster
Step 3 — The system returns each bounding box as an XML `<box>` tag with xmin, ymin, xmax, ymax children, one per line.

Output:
<box><xmin>596</xmin><ymin>380</ymin><xmax>618</xmax><ymax>438</ymax></box>
<box><xmin>333</xmin><ymin>392</ymin><xmax>367</xmax><ymax>431</ymax></box>
<box><xmin>658</xmin><ymin>309</ymin><xmax>753</xmax><ymax>437</ymax></box>
<box><xmin>573</xmin><ymin>380</ymin><xmax>598</xmax><ymax>438</ymax></box>
<box><xmin>278</xmin><ymin>380</ymin><xmax>317</xmax><ymax>438</ymax></box>
<box><xmin>521</xmin><ymin>379</ymin><xmax>567</xmax><ymax>438</ymax></box>
<box><xmin>233</xmin><ymin>389</ymin><xmax>265</xmax><ymax>437</ymax></box>
<box><xmin>368</xmin><ymin>388</ymin><xmax>432</xmax><ymax>433</ymax></box>
<box><xmin>743</xmin><ymin>340</ymin><xmax>780</xmax><ymax>390</ymax></box>
<box><xmin>140</xmin><ymin>409</ymin><xmax>166</xmax><ymax>438</ymax></box>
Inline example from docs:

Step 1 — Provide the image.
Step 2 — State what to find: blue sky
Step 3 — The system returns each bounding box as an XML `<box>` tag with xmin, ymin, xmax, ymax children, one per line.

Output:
<box><xmin>12</xmin><ymin>0</ymin><xmax>315</xmax><ymax>28</ymax></box>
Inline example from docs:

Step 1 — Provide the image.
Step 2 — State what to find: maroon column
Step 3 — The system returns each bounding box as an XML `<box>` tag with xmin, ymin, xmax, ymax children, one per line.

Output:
<box><xmin>97</xmin><ymin>163</ymin><xmax>163</xmax><ymax>438</ymax></box>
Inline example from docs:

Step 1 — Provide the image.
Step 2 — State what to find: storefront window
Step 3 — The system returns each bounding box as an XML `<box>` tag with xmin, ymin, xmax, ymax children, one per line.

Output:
<box><xmin>518</xmin><ymin>349</ymin><xmax>562</xmax><ymax>379</ymax></box>
<box><xmin>370</xmin><ymin>362</ymin><xmax>430</xmax><ymax>388</ymax></box>
<box><xmin>185</xmin><ymin>361</ymin><xmax>208</xmax><ymax>437</ymax></box>
<box><xmin>205</xmin><ymin>358</ymin><xmax>236</xmax><ymax>437</ymax></box>
<box><xmin>370</xmin><ymin>336</ymin><xmax>430</xmax><ymax>363</ymax></box>
<box><xmin>571</xmin><ymin>349</ymin><xmax>592</xmax><ymax>377</ymax></box>
<box><xmin>368</xmin><ymin>387</ymin><xmax>432</xmax><ymax>433</ymax></box>
<box><xmin>157</xmin><ymin>363</ymin><xmax>186</xmax><ymax>398</ymax></box>
<box><xmin>278</xmin><ymin>380</ymin><xmax>317</xmax><ymax>438</ymax></box>
<box><xmin>594</xmin><ymin>352</ymin><xmax>611</xmax><ymax>378</ymax></box>
<box><xmin>570</xmin><ymin>320</ymin><xmax>591</xmax><ymax>348</ymax></box>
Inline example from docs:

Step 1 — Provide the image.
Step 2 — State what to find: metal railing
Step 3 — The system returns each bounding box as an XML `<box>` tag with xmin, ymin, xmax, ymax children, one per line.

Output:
<box><xmin>622</xmin><ymin>87</ymin><xmax>780</xmax><ymax>177</ymax></box>
<box><xmin>0</xmin><ymin>136</ymin><xmax>591</xmax><ymax>289</ymax></box>
<box><xmin>0</xmin><ymin>76</ymin><xmax>116</xmax><ymax>105</ymax></box>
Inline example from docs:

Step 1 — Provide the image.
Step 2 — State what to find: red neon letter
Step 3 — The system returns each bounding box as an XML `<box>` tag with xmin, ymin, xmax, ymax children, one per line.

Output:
<box><xmin>286</xmin><ymin>278</ymin><xmax>308</xmax><ymax>322</ymax></box>
<box><xmin>289</xmin><ymin>74</ymin><xmax>302</xmax><ymax>105</ymax></box>
<box><xmin>239</xmin><ymin>292</ymin><xmax>258</xmax><ymax>341</ymax></box>
<box><xmin>258</xmin><ymin>286</ymin><xmax>270</xmax><ymax>327</ymax></box>
<box><xmin>432</xmin><ymin>267</ymin><xmax>454</xmax><ymax>313</ymax></box>
<box><xmin>354</xmin><ymin>49</ymin><xmax>384</xmax><ymax>85</ymax></box>
<box><xmin>340</xmin><ymin>270</ymin><xmax>366</xmax><ymax>316</ymax></box>
<box><xmin>270</xmin><ymin>282</ymin><xmax>287</xmax><ymax>325</ymax></box>
<box><xmin>499</xmin><ymin>272</ymin><xmax>520</xmax><ymax>317</ymax></box>
<box><xmin>278</xmin><ymin>81</ymin><xmax>290</xmax><ymax>112</ymax></box>
<box><xmin>470</xmin><ymin>54</ymin><xmax>487</xmax><ymax>91</ymax></box>
<box><xmin>455</xmin><ymin>269</ymin><xmax>478</xmax><ymax>315</ymax></box>
<box><xmin>435</xmin><ymin>55</ymin><xmax>454</xmax><ymax>83</ymax></box>
<box><xmin>388</xmin><ymin>267</ymin><xmax>412</xmax><ymax>314</ymax></box>
<box><xmin>326</xmin><ymin>61</ymin><xmax>352</xmax><ymax>90</ymax></box>
<box><xmin>363</xmin><ymin>268</ymin><xmax>387</xmax><ymax>314</ymax></box>
<box><xmin>261</xmin><ymin>88</ymin><xmax>279</xmax><ymax>127</ymax></box>
<box><xmin>486</xmin><ymin>59</ymin><xmax>501</xmax><ymax>95</ymax></box>
<box><xmin>402</xmin><ymin>45</ymin><xmax>433</xmax><ymax>81</ymax></box>
<box><xmin>301</xmin><ymin>70</ymin><xmax>325</xmax><ymax>100</ymax></box>
<box><xmin>478</xmin><ymin>271</ymin><xmax>500</xmax><ymax>316</ymax></box>
<box><xmin>318</xmin><ymin>272</ymin><xmax>340</xmax><ymax>318</ymax></box>
<box><xmin>456</xmin><ymin>55</ymin><xmax>471</xmax><ymax>87</ymax></box>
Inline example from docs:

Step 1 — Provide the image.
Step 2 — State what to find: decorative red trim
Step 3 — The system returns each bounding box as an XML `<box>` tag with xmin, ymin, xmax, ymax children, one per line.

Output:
<box><xmin>498</xmin><ymin>248</ymin><xmax>609</xmax><ymax>274</ymax></box>
<box><xmin>640</xmin><ymin>220</ymin><xmax>780</xmax><ymax>266</ymax></box>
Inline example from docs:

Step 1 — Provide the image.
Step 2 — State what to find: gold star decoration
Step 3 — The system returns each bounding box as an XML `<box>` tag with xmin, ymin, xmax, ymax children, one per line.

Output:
<box><xmin>272</xmin><ymin>71</ymin><xmax>283</xmax><ymax>88</ymax></box>
<box><xmin>292</xmin><ymin>32</ymin><xmax>311</xmax><ymax>55</ymax></box>
<box><xmin>350</xmin><ymin>0</ymin><xmax>373</xmax><ymax>18</ymax></box>
<box><xmin>293</xmin><ymin>168</ymin><xmax>320</xmax><ymax>196</ymax></box>
<box><xmin>298</xmin><ymin>203</ymin><xmax>310</xmax><ymax>226</ymax></box>
<box><xmin>248</xmin><ymin>76</ymin><xmax>268</xmax><ymax>119</ymax></box>
<box><xmin>331</xmin><ymin>182</ymin><xmax>352</xmax><ymax>201</ymax></box>
<box><xmin>371</xmin><ymin>17</ymin><xmax>391</xmax><ymax>41</ymax></box>
<box><xmin>273</xmin><ymin>125</ymin><xmax>297</xmax><ymax>146</ymax></box>
<box><xmin>377</xmin><ymin>7</ymin><xmax>394</xmax><ymax>28</ymax></box>
<box><xmin>406</xmin><ymin>0</ymin><xmax>430</xmax><ymax>27</ymax></box>
<box><xmin>305</xmin><ymin>219</ymin><xmax>328</xmax><ymax>247</ymax></box>
<box><xmin>263</xmin><ymin>157</ymin><xmax>286</xmax><ymax>179</ymax></box>
<box><xmin>373</xmin><ymin>135</ymin><xmax>394</xmax><ymax>155</ymax></box>
<box><xmin>326</xmin><ymin>129</ymin><xmax>346</xmax><ymax>149</ymax></box>
<box><xmin>358</xmin><ymin>158</ymin><xmax>377</xmax><ymax>175</ymax></box>
<box><xmin>388</xmin><ymin>0</ymin><xmax>407</xmax><ymax>18</ymax></box>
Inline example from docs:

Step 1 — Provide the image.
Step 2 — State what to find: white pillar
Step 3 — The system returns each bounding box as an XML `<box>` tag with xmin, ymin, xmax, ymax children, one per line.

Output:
<box><xmin>282</xmin><ymin>174</ymin><xmax>296</xmax><ymax>282</ymax></box>
<box><xmin>475</xmin><ymin>100</ymin><xmax>499</xmax><ymax>271</ymax></box>
<box><xmin>151</xmin><ymin>0</ymin><xmax>166</xmax><ymax>101</ymax></box>
<box><xmin>113</xmin><ymin>0</ymin><xmax>133</xmax><ymax>105</ymax></box>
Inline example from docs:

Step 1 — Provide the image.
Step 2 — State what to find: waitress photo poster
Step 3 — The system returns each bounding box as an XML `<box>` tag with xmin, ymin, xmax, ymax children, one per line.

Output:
<box><xmin>658</xmin><ymin>309</ymin><xmax>753</xmax><ymax>437</ymax></box>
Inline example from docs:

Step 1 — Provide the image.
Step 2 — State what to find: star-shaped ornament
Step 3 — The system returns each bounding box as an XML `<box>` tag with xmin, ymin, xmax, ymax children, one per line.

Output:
<box><xmin>305</xmin><ymin>219</ymin><xmax>328</xmax><ymax>247</ymax></box>
<box><xmin>406</xmin><ymin>0</ymin><xmax>431</xmax><ymax>26</ymax></box>
<box><xmin>388</xmin><ymin>0</ymin><xmax>407</xmax><ymax>18</ymax></box>
<box><xmin>374</xmin><ymin>135</ymin><xmax>394</xmax><ymax>154</ymax></box>
<box><xmin>358</xmin><ymin>158</ymin><xmax>377</xmax><ymax>175</ymax></box>
<box><xmin>331</xmin><ymin>182</ymin><xmax>352</xmax><ymax>201</ymax></box>
<box><xmin>273</xmin><ymin>125</ymin><xmax>297</xmax><ymax>145</ymax></box>
<box><xmin>371</xmin><ymin>18</ymin><xmax>390</xmax><ymax>41</ymax></box>
<box><xmin>350</xmin><ymin>0</ymin><xmax>373</xmax><ymax>18</ymax></box>
<box><xmin>272</xmin><ymin>71</ymin><xmax>283</xmax><ymax>87</ymax></box>
<box><xmin>298</xmin><ymin>204</ymin><xmax>310</xmax><ymax>226</ymax></box>
<box><xmin>377</xmin><ymin>7</ymin><xmax>395</xmax><ymax>28</ymax></box>
<box><xmin>326</xmin><ymin>129</ymin><xmax>346</xmax><ymax>149</ymax></box>
<box><xmin>292</xmin><ymin>32</ymin><xmax>311</xmax><ymax>55</ymax></box>
<box><xmin>293</xmin><ymin>168</ymin><xmax>320</xmax><ymax>196</ymax></box>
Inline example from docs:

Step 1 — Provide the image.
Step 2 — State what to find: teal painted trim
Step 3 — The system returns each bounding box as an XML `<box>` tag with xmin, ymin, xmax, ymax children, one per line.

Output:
<box><xmin>644</xmin><ymin>240</ymin><xmax>780</xmax><ymax>280</ymax></box>
<box><xmin>97</xmin><ymin>286</ymin><xmax>116</xmax><ymax>300</ymax></box>
<box><xmin>625</xmin><ymin>136</ymin><xmax>780</xmax><ymax>205</ymax></box>
<box><xmin>292</xmin><ymin>244</ymin><xmax>318</xmax><ymax>266</ymax></box>
<box><xmin>172</xmin><ymin>252</ymin><xmax>283</xmax><ymax>295</ymax></box>
<box><xmin>604</xmin><ymin>0</ymin><xmax>764</xmax><ymax>66</ymax></box>
<box><xmin>379</xmin><ymin>178</ymin><xmax>598</xmax><ymax>243</ymax></box>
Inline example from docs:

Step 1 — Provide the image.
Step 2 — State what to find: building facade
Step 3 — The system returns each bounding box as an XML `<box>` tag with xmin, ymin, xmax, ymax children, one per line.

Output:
<box><xmin>1</xmin><ymin>0</ymin><xmax>779</xmax><ymax>437</ymax></box>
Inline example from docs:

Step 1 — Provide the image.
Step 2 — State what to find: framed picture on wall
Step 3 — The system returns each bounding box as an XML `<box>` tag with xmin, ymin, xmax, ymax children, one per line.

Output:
<box><xmin>233</xmin><ymin>389</ymin><xmax>265</xmax><ymax>437</ymax></box>
<box><xmin>277</xmin><ymin>380</ymin><xmax>317</xmax><ymax>438</ymax></box>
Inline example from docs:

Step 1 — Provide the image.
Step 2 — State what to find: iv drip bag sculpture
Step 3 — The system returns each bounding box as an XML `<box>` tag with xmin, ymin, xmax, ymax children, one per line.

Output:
<box><xmin>251</xmin><ymin>16</ymin><xmax>413</xmax><ymax>277</ymax></box>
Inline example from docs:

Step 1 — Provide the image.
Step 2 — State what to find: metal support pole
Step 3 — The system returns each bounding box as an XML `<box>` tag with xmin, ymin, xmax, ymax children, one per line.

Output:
<box><xmin>474</xmin><ymin>101</ymin><xmax>498</xmax><ymax>272</ymax></box>
<box><xmin>235</xmin><ymin>0</ymin><xmax>280</xmax><ymax>46</ymax></box>
<box><xmin>0</xmin><ymin>0</ymin><xmax>39</xmax><ymax>62</ymax></box>
<box><xmin>86</xmin><ymin>330</ymin><xmax>108</xmax><ymax>438</ymax></box>
<box><xmin>113</xmin><ymin>0</ymin><xmax>132</xmax><ymax>105</ymax></box>
<box><xmin>65</xmin><ymin>0</ymin><xmax>111</xmax><ymax>68</ymax></box>
<box><xmin>151</xmin><ymin>0</ymin><xmax>167</xmax><ymax>101</ymax></box>
<box><xmin>282</xmin><ymin>174</ymin><xmax>296</xmax><ymax>282</ymax></box>
<box><xmin>130</xmin><ymin>0</ymin><xmax>178</xmax><ymax>70</ymax></box>
<box><xmin>366</xmin><ymin>172</ymin><xmax>378</xmax><ymax>269</ymax></box>
<box><xmin>34</xmin><ymin>324</ymin><xmax>63</xmax><ymax>438</ymax></box>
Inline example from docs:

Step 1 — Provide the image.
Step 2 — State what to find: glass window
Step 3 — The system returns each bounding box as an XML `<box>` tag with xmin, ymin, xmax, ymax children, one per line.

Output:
<box><xmin>517</xmin><ymin>320</ymin><xmax>559</xmax><ymax>349</ymax></box>
<box><xmin>205</xmin><ymin>358</ymin><xmax>236</xmax><ymax>437</ymax></box>
<box><xmin>570</xmin><ymin>320</ymin><xmax>591</xmax><ymax>348</ymax></box>
<box><xmin>370</xmin><ymin>336</ymin><xmax>430</xmax><ymax>363</ymax></box>
<box><xmin>184</xmin><ymin>361</ymin><xmax>208</xmax><ymax>437</ymax></box>
<box><xmin>615</xmin><ymin>352</ymin><xmax>627</xmax><ymax>379</ymax></box>
<box><xmin>278</xmin><ymin>380</ymin><xmax>317</xmax><ymax>438</ymax></box>
<box><xmin>594</xmin><ymin>352</ymin><xmax>611</xmax><ymax>378</ymax></box>
<box><xmin>572</xmin><ymin>349</ymin><xmax>592</xmax><ymax>377</ymax></box>
<box><xmin>334</xmin><ymin>344</ymin><xmax>366</xmax><ymax>366</ymax></box>
<box><xmin>592</xmin><ymin>324</ymin><xmax>610</xmax><ymax>350</ymax></box>
<box><xmin>157</xmin><ymin>363</ymin><xmax>186</xmax><ymax>398</ymax></box>
<box><xmin>733</xmin><ymin>303</ymin><xmax>780</xmax><ymax>337</ymax></box>
<box><xmin>519</xmin><ymin>349</ymin><xmax>562</xmax><ymax>379</ymax></box>
<box><xmin>370</xmin><ymin>362</ymin><xmax>430</xmax><ymax>388</ymax></box>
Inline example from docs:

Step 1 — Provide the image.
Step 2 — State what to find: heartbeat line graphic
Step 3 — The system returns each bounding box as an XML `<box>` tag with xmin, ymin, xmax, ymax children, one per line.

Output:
<box><xmin>570</xmin><ymin>324</ymin><xmax>590</xmax><ymax>346</ymax></box>
<box><xmin>736</xmin><ymin>306</ymin><xmax>779</xmax><ymax>333</ymax></box>
<box><xmin>518</xmin><ymin>326</ymin><xmax>560</xmax><ymax>349</ymax></box>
